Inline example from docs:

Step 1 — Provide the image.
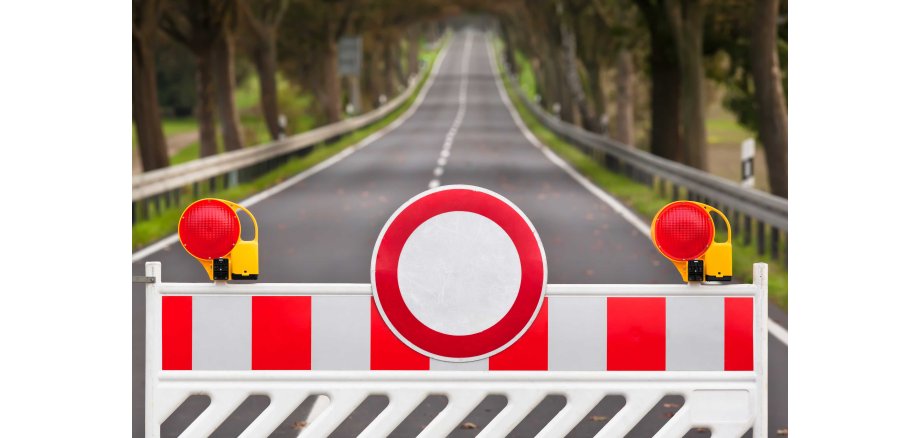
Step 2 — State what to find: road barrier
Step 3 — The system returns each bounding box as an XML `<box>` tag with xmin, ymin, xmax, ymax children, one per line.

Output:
<box><xmin>501</xmin><ymin>60</ymin><xmax>787</xmax><ymax>264</ymax></box>
<box><xmin>144</xmin><ymin>261</ymin><xmax>768</xmax><ymax>437</ymax></box>
<box><xmin>132</xmin><ymin>39</ymin><xmax>444</xmax><ymax>224</ymax></box>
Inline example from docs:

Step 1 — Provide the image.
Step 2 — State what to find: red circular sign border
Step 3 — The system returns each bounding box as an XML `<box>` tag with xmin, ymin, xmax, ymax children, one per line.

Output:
<box><xmin>371</xmin><ymin>185</ymin><xmax>547</xmax><ymax>362</ymax></box>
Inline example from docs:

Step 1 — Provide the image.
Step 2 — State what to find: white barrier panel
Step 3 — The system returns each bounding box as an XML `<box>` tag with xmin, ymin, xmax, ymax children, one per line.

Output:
<box><xmin>145</xmin><ymin>262</ymin><xmax>767</xmax><ymax>437</ymax></box>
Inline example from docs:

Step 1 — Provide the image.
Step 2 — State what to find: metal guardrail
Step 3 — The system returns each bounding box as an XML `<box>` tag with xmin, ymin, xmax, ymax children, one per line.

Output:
<box><xmin>132</xmin><ymin>51</ymin><xmax>434</xmax><ymax>222</ymax></box>
<box><xmin>503</xmin><ymin>63</ymin><xmax>788</xmax><ymax>262</ymax></box>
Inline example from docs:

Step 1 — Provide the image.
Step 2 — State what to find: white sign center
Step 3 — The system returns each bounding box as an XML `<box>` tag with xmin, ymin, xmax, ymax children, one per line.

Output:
<box><xmin>397</xmin><ymin>211</ymin><xmax>522</xmax><ymax>336</ymax></box>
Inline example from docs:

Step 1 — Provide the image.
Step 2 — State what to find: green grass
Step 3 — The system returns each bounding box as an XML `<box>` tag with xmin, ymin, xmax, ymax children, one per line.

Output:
<box><xmin>495</xmin><ymin>42</ymin><xmax>788</xmax><ymax>310</ymax></box>
<box><xmin>513</xmin><ymin>52</ymin><xmax>538</xmax><ymax>102</ymax></box>
<box><xmin>170</xmin><ymin>141</ymin><xmax>202</xmax><ymax>165</ymax></box>
<box><xmin>132</xmin><ymin>118</ymin><xmax>198</xmax><ymax>148</ymax></box>
<box><xmin>706</xmin><ymin>105</ymin><xmax>754</xmax><ymax>146</ymax></box>
<box><xmin>133</xmin><ymin>38</ymin><xmax>445</xmax><ymax>251</ymax></box>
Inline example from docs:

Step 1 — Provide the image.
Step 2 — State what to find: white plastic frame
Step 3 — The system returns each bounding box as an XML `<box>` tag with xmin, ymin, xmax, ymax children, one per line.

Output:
<box><xmin>145</xmin><ymin>261</ymin><xmax>768</xmax><ymax>437</ymax></box>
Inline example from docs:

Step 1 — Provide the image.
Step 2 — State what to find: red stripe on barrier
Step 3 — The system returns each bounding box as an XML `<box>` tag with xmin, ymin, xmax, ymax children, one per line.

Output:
<box><xmin>162</xmin><ymin>296</ymin><xmax>192</xmax><ymax>370</ymax></box>
<box><xmin>607</xmin><ymin>298</ymin><xmax>666</xmax><ymax>371</ymax></box>
<box><xmin>252</xmin><ymin>296</ymin><xmax>311</xmax><ymax>370</ymax></box>
<box><xmin>489</xmin><ymin>300</ymin><xmax>548</xmax><ymax>370</ymax></box>
<box><xmin>371</xmin><ymin>302</ymin><xmax>429</xmax><ymax>370</ymax></box>
<box><xmin>724</xmin><ymin>297</ymin><xmax>754</xmax><ymax>371</ymax></box>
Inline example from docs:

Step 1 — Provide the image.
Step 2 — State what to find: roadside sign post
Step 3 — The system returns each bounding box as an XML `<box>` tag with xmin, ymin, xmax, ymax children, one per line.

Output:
<box><xmin>338</xmin><ymin>36</ymin><xmax>362</xmax><ymax>115</ymax></box>
<box><xmin>741</xmin><ymin>138</ymin><xmax>755</xmax><ymax>188</ymax></box>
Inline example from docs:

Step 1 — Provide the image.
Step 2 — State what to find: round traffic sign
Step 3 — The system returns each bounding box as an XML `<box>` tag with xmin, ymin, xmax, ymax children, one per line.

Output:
<box><xmin>371</xmin><ymin>185</ymin><xmax>547</xmax><ymax>362</ymax></box>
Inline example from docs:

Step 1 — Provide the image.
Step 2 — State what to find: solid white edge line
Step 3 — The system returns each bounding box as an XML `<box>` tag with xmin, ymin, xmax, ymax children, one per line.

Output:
<box><xmin>768</xmin><ymin>319</ymin><xmax>789</xmax><ymax>344</ymax></box>
<box><xmin>484</xmin><ymin>35</ymin><xmax>789</xmax><ymax>346</ymax></box>
<box><xmin>132</xmin><ymin>35</ymin><xmax>454</xmax><ymax>263</ymax></box>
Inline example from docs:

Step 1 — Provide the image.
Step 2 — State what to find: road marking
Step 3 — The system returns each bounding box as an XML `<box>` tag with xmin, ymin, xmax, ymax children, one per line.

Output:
<box><xmin>484</xmin><ymin>36</ymin><xmax>789</xmax><ymax>346</ymax></box>
<box><xmin>428</xmin><ymin>32</ymin><xmax>472</xmax><ymax>190</ymax></box>
<box><xmin>132</xmin><ymin>35</ymin><xmax>454</xmax><ymax>263</ymax></box>
<box><xmin>768</xmin><ymin>318</ymin><xmax>789</xmax><ymax>344</ymax></box>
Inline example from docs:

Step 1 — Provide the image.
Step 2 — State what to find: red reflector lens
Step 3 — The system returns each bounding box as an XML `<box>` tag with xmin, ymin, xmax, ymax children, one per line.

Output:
<box><xmin>653</xmin><ymin>202</ymin><xmax>714</xmax><ymax>261</ymax></box>
<box><xmin>178</xmin><ymin>199</ymin><xmax>240</xmax><ymax>260</ymax></box>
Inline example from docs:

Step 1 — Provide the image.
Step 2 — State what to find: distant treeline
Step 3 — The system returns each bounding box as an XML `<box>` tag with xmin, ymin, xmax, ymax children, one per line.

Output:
<box><xmin>133</xmin><ymin>0</ymin><xmax>450</xmax><ymax>172</ymax></box>
<box><xmin>490</xmin><ymin>0</ymin><xmax>788</xmax><ymax>197</ymax></box>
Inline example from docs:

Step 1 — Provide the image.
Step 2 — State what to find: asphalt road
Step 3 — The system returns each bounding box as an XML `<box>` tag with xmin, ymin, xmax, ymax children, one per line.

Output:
<box><xmin>133</xmin><ymin>30</ymin><xmax>788</xmax><ymax>437</ymax></box>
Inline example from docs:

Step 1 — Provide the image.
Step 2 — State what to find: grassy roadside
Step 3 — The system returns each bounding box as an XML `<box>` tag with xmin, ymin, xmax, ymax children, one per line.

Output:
<box><xmin>496</xmin><ymin>44</ymin><xmax>788</xmax><ymax>310</ymax></box>
<box><xmin>132</xmin><ymin>38</ymin><xmax>446</xmax><ymax>251</ymax></box>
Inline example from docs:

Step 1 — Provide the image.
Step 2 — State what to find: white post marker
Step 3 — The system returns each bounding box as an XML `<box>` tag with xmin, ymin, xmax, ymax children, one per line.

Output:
<box><xmin>741</xmin><ymin>138</ymin><xmax>755</xmax><ymax>188</ymax></box>
<box><xmin>277</xmin><ymin>114</ymin><xmax>287</xmax><ymax>140</ymax></box>
<box><xmin>371</xmin><ymin>185</ymin><xmax>548</xmax><ymax>362</ymax></box>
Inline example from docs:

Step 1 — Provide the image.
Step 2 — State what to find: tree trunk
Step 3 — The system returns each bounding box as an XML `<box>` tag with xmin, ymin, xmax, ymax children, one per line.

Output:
<box><xmin>586</xmin><ymin>61</ymin><xmax>608</xmax><ymax>135</ymax></box>
<box><xmin>393</xmin><ymin>39</ymin><xmax>407</xmax><ymax>88</ymax></box>
<box><xmin>751</xmin><ymin>0</ymin><xmax>787</xmax><ymax>198</ymax></box>
<box><xmin>549</xmin><ymin>44</ymin><xmax>574</xmax><ymax>123</ymax></box>
<box><xmin>614</xmin><ymin>50</ymin><xmax>635</xmax><ymax>146</ymax></box>
<box><xmin>194</xmin><ymin>52</ymin><xmax>219</xmax><ymax>158</ymax></box>
<box><xmin>383</xmin><ymin>38</ymin><xmax>398</xmax><ymax>97</ymax></box>
<box><xmin>320</xmin><ymin>38</ymin><xmax>342</xmax><ymax>123</ymax></box>
<box><xmin>361</xmin><ymin>40</ymin><xmax>386</xmax><ymax>108</ymax></box>
<box><xmin>132</xmin><ymin>33</ymin><xmax>170</xmax><ymax>171</ymax></box>
<box><xmin>560</xmin><ymin>20</ymin><xmax>599</xmax><ymax>132</ymax></box>
<box><xmin>642</xmin><ymin>4</ymin><xmax>681</xmax><ymax>161</ymax></box>
<box><xmin>407</xmin><ymin>31</ymin><xmax>420</xmax><ymax>78</ymax></box>
<box><xmin>213</xmin><ymin>31</ymin><xmax>245</xmax><ymax>152</ymax></box>
<box><xmin>252</xmin><ymin>32</ymin><xmax>283</xmax><ymax>140</ymax></box>
<box><xmin>666</xmin><ymin>0</ymin><xmax>707</xmax><ymax>170</ymax></box>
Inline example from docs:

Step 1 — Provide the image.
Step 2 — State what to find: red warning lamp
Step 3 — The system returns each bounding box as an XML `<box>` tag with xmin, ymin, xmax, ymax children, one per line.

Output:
<box><xmin>178</xmin><ymin>198</ymin><xmax>259</xmax><ymax>281</ymax></box>
<box><xmin>651</xmin><ymin>201</ymin><xmax>732</xmax><ymax>283</ymax></box>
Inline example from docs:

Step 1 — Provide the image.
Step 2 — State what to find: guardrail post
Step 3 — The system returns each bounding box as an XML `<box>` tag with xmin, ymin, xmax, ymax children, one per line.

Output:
<box><xmin>192</xmin><ymin>182</ymin><xmax>199</xmax><ymax>199</ymax></box>
<box><xmin>783</xmin><ymin>231</ymin><xmax>789</xmax><ymax>268</ymax></box>
<box><xmin>604</xmin><ymin>153</ymin><xmax>620</xmax><ymax>172</ymax></box>
<box><xmin>756</xmin><ymin>221</ymin><xmax>765</xmax><ymax>255</ymax></box>
<box><xmin>671</xmin><ymin>184</ymin><xmax>679</xmax><ymax>201</ymax></box>
<box><xmin>770</xmin><ymin>226</ymin><xmax>780</xmax><ymax>260</ymax></box>
<box><xmin>743</xmin><ymin>215</ymin><xmax>752</xmax><ymax>245</ymax></box>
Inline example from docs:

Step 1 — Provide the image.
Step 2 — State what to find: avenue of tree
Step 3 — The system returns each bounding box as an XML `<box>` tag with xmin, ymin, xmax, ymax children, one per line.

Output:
<box><xmin>133</xmin><ymin>0</ymin><xmax>788</xmax><ymax>198</ymax></box>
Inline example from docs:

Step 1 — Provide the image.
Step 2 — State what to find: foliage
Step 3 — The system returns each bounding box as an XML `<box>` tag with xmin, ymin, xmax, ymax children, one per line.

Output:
<box><xmin>133</xmin><ymin>39</ymin><xmax>443</xmax><ymax>249</ymax></box>
<box><xmin>497</xmin><ymin>40</ymin><xmax>788</xmax><ymax>309</ymax></box>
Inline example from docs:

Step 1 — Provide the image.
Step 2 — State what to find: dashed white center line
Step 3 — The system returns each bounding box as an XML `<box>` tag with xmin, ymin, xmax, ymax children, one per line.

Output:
<box><xmin>429</xmin><ymin>32</ymin><xmax>472</xmax><ymax>189</ymax></box>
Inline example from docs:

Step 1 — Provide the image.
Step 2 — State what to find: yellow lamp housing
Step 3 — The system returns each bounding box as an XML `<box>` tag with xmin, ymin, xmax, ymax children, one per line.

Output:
<box><xmin>650</xmin><ymin>201</ymin><xmax>732</xmax><ymax>283</ymax></box>
<box><xmin>177</xmin><ymin>198</ymin><xmax>259</xmax><ymax>281</ymax></box>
